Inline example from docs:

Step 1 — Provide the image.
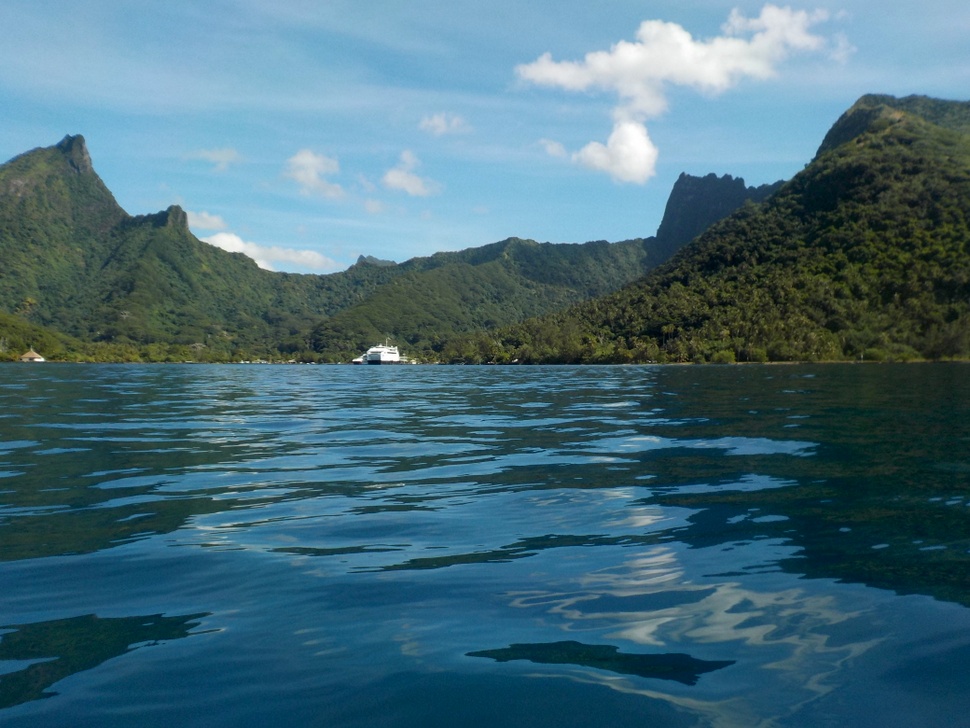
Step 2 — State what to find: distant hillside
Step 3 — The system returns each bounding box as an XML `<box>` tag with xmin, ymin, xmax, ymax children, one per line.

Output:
<box><xmin>460</xmin><ymin>94</ymin><xmax>970</xmax><ymax>363</ymax></box>
<box><xmin>0</xmin><ymin>135</ymin><xmax>762</xmax><ymax>362</ymax></box>
<box><xmin>307</xmin><ymin>237</ymin><xmax>655</xmax><ymax>357</ymax></box>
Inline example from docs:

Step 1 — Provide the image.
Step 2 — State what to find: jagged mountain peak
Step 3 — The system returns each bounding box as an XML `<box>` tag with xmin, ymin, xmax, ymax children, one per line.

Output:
<box><xmin>0</xmin><ymin>134</ymin><xmax>126</xmax><ymax>235</ymax></box>
<box><xmin>127</xmin><ymin>205</ymin><xmax>190</xmax><ymax>231</ymax></box>
<box><xmin>481</xmin><ymin>94</ymin><xmax>970</xmax><ymax>364</ymax></box>
<box><xmin>0</xmin><ymin>133</ymin><xmax>676</xmax><ymax>359</ymax></box>
<box><xmin>653</xmin><ymin>171</ymin><xmax>782</xmax><ymax>258</ymax></box>
<box><xmin>55</xmin><ymin>134</ymin><xmax>93</xmax><ymax>175</ymax></box>
<box><xmin>354</xmin><ymin>254</ymin><xmax>397</xmax><ymax>268</ymax></box>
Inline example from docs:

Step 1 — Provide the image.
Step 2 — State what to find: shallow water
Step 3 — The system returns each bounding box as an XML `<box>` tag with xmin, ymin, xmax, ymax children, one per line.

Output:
<box><xmin>1</xmin><ymin>363</ymin><xmax>969</xmax><ymax>727</ymax></box>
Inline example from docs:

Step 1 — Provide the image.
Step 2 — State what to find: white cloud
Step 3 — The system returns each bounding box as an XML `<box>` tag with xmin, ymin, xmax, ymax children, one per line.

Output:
<box><xmin>382</xmin><ymin>150</ymin><xmax>439</xmax><ymax>197</ymax></box>
<box><xmin>189</xmin><ymin>148</ymin><xmax>241</xmax><ymax>172</ymax></box>
<box><xmin>516</xmin><ymin>3</ymin><xmax>835</xmax><ymax>183</ymax></box>
<box><xmin>419</xmin><ymin>112</ymin><xmax>470</xmax><ymax>136</ymax></box>
<box><xmin>539</xmin><ymin>138</ymin><xmax>568</xmax><ymax>158</ymax></box>
<box><xmin>364</xmin><ymin>199</ymin><xmax>385</xmax><ymax>214</ymax></box>
<box><xmin>202</xmin><ymin>232</ymin><xmax>340</xmax><ymax>273</ymax></box>
<box><xmin>285</xmin><ymin>149</ymin><xmax>344</xmax><ymax>198</ymax></box>
<box><xmin>186</xmin><ymin>210</ymin><xmax>228</xmax><ymax>231</ymax></box>
<box><xmin>573</xmin><ymin>121</ymin><xmax>659</xmax><ymax>183</ymax></box>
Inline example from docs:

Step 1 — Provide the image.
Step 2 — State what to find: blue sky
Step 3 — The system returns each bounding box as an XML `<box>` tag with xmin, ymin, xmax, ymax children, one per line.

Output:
<box><xmin>2</xmin><ymin>1</ymin><xmax>967</xmax><ymax>273</ymax></box>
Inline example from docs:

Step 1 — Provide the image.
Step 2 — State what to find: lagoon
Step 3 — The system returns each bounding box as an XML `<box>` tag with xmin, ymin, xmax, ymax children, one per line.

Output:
<box><xmin>1</xmin><ymin>363</ymin><xmax>969</xmax><ymax>727</ymax></box>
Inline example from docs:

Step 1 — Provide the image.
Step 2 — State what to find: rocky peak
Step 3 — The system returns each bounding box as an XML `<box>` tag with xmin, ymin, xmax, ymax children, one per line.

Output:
<box><xmin>654</xmin><ymin>173</ymin><xmax>781</xmax><ymax>256</ymax></box>
<box><xmin>354</xmin><ymin>254</ymin><xmax>396</xmax><ymax>267</ymax></box>
<box><xmin>164</xmin><ymin>205</ymin><xmax>189</xmax><ymax>231</ymax></box>
<box><xmin>56</xmin><ymin>134</ymin><xmax>93</xmax><ymax>175</ymax></box>
<box><xmin>128</xmin><ymin>205</ymin><xmax>190</xmax><ymax>231</ymax></box>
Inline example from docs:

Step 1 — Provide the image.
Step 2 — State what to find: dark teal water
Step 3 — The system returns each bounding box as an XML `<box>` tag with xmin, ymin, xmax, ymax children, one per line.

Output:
<box><xmin>1</xmin><ymin>363</ymin><xmax>969</xmax><ymax>727</ymax></box>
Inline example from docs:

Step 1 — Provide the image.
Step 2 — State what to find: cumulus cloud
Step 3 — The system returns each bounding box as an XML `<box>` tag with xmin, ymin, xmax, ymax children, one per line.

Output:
<box><xmin>189</xmin><ymin>147</ymin><xmax>241</xmax><ymax>172</ymax></box>
<box><xmin>419</xmin><ymin>112</ymin><xmax>470</xmax><ymax>136</ymax></box>
<box><xmin>382</xmin><ymin>150</ymin><xmax>439</xmax><ymax>197</ymax></box>
<box><xmin>186</xmin><ymin>210</ymin><xmax>228</xmax><ymax>231</ymax></box>
<box><xmin>285</xmin><ymin>149</ymin><xmax>344</xmax><ymax>198</ymax></box>
<box><xmin>202</xmin><ymin>232</ymin><xmax>339</xmax><ymax>273</ymax></box>
<box><xmin>516</xmin><ymin>3</ymin><xmax>836</xmax><ymax>183</ymax></box>
<box><xmin>574</xmin><ymin>121</ymin><xmax>659</xmax><ymax>184</ymax></box>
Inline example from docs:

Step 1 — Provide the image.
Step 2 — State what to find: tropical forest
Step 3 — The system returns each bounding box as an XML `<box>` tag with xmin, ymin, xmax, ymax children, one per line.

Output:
<box><xmin>1</xmin><ymin>94</ymin><xmax>968</xmax><ymax>364</ymax></box>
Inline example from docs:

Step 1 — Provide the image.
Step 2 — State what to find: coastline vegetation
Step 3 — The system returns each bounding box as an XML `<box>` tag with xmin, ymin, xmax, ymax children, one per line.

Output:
<box><xmin>2</xmin><ymin>95</ymin><xmax>969</xmax><ymax>365</ymax></box>
<box><xmin>439</xmin><ymin>95</ymin><xmax>970</xmax><ymax>364</ymax></box>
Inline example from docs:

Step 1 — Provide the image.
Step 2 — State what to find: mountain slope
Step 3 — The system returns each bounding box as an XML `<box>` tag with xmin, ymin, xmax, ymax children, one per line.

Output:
<box><xmin>0</xmin><ymin>136</ymin><xmax>295</xmax><ymax>349</ymax></box>
<box><xmin>1</xmin><ymin>135</ymin><xmax>769</xmax><ymax>361</ymax></box>
<box><xmin>306</xmin><ymin>174</ymin><xmax>781</xmax><ymax>359</ymax></box>
<box><xmin>0</xmin><ymin>137</ymin><xmax>655</xmax><ymax>358</ymax></box>
<box><xmin>307</xmin><ymin>237</ymin><xmax>651</xmax><ymax>357</ymax></box>
<box><xmin>0</xmin><ymin>136</ymin><xmax>126</xmax><ymax>319</ymax></box>
<box><xmin>473</xmin><ymin>94</ymin><xmax>970</xmax><ymax>363</ymax></box>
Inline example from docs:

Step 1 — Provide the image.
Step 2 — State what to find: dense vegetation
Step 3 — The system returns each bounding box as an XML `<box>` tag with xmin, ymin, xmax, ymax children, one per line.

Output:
<box><xmin>448</xmin><ymin>95</ymin><xmax>970</xmax><ymax>364</ymax></box>
<box><xmin>0</xmin><ymin>138</ymin><xmax>649</xmax><ymax>361</ymax></box>
<box><xmin>0</xmin><ymin>135</ymin><xmax>761</xmax><ymax>362</ymax></box>
<box><xmin>6</xmin><ymin>95</ymin><xmax>965</xmax><ymax>364</ymax></box>
<box><xmin>305</xmin><ymin>237</ymin><xmax>654</xmax><ymax>359</ymax></box>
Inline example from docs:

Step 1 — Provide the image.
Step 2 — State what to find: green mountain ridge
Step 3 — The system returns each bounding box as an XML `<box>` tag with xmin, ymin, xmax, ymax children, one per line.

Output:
<box><xmin>8</xmin><ymin>92</ymin><xmax>939</xmax><ymax>366</ymax></box>
<box><xmin>468</xmin><ymin>94</ymin><xmax>970</xmax><ymax>364</ymax></box>
<box><xmin>0</xmin><ymin>136</ymin><xmax>761</xmax><ymax>361</ymax></box>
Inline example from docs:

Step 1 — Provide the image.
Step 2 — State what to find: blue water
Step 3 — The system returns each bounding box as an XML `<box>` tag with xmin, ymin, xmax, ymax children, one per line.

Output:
<box><xmin>1</xmin><ymin>363</ymin><xmax>969</xmax><ymax>727</ymax></box>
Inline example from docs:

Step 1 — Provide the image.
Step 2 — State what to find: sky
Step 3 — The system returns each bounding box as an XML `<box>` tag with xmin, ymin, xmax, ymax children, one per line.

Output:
<box><xmin>2</xmin><ymin>1</ymin><xmax>968</xmax><ymax>274</ymax></box>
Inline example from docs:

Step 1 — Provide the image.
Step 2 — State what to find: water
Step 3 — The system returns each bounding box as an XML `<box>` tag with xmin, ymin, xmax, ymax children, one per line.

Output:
<box><xmin>1</xmin><ymin>363</ymin><xmax>969</xmax><ymax>727</ymax></box>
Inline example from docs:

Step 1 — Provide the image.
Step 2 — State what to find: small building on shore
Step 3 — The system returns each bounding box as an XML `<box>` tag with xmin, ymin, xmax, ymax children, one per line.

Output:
<box><xmin>19</xmin><ymin>348</ymin><xmax>45</xmax><ymax>362</ymax></box>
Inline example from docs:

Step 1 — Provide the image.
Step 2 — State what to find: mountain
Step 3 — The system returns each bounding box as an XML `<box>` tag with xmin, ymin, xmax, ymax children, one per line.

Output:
<box><xmin>653</xmin><ymin>173</ymin><xmax>781</xmax><ymax>261</ymax></box>
<box><xmin>0</xmin><ymin>135</ymin><xmax>125</xmax><ymax>320</ymax></box>
<box><xmin>307</xmin><ymin>237</ymin><xmax>650</xmax><ymax>358</ymax></box>
<box><xmin>466</xmin><ymin>94</ymin><xmax>970</xmax><ymax>364</ymax></box>
<box><xmin>0</xmin><ymin>136</ymin><xmax>308</xmax><ymax>353</ymax></box>
<box><xmin>306</xmin><ymin>173</ymin><xmax>781</xmax><ymax>358</ymax></box>
<box><xmin>0</xmin><ymin>135</ymin><xmax>762</xmax><ymax>362</ymax></box>
<box><xmin>1</xmin><ymin>135</ymin><xmax>652</xmax><ymax>360</ymax></box>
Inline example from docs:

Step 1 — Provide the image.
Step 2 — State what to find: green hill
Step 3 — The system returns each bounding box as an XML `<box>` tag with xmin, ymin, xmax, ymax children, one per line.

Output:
<box><xmin>306</xmin><ymin>237</ymin><xmax>653</xmax><ymax>359</ymax></box>
<box><xmin>0</xmin><ymin>135</ymin><xmax>763</xmax><ymax>362</ymax></box>
<box><xmin>291</xmin><ymin>172</ymin><xmax>783</xmax><ymax>360</ymax></box>
<box><xmin>467</xmin><ymin>94</ymin><xmax>970</xmax><ymax>364</ymax></box>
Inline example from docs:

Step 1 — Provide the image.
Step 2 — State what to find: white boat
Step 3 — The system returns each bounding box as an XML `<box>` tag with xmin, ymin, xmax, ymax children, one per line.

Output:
<box><xmin>360</xmin><ymin>341</ymin><xmax>401</xmax><ymax>364</ymax></box>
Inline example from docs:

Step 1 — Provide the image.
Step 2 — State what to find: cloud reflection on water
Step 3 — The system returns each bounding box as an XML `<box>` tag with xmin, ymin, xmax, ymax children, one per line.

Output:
<box><xmin>505</xmin><ymin>545</ymin><xmax>885</xmax><ymax>727</ymax></box>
